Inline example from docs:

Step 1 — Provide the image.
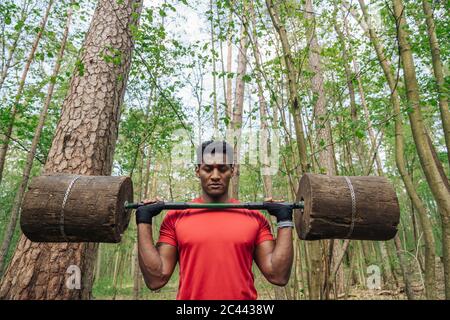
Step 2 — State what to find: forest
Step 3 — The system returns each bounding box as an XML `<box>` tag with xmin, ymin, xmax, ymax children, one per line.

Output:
<box><xmin>0</xmin><ymin>0</ymin><xmax>448</xmax><ymax>300</ymax></box>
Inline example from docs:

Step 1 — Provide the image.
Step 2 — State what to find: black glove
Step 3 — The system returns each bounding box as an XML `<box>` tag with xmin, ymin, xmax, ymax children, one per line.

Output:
<box><xmin>135</xmin><ymin>202</ymin><xmax>165</xmax><ymax>224</ymax></box>
<box><xmin>264</xmin><ymin>202</ymin><xmax>293</xmax><ymax>223</ymax></box>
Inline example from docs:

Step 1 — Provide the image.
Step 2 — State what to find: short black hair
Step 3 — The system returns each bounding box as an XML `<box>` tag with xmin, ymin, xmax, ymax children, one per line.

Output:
<box><xmin>196</xmin><ymin>140</ymin><xmax>234</xmax><ymax>166</ymax></box>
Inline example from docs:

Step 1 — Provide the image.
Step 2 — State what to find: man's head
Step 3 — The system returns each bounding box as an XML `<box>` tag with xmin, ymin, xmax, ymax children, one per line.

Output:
<box><xmin>195</xmin><ymin>140</ymin><xmax>234</xmax><ymax>200</ymax></box>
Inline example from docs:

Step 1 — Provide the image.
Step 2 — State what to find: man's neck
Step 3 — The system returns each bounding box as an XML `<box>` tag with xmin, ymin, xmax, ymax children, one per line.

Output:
<box><xmin>201</xmin><ymin>192</ymin><xmax>230</xmax><ymax>203</ymax></box>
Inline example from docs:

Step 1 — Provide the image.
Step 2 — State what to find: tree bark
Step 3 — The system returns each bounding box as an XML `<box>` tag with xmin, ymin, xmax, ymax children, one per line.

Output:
<box><xmin>0</xmin><ymin>0</ymin><xmax>143</xmax><ymax>299</ymax></box>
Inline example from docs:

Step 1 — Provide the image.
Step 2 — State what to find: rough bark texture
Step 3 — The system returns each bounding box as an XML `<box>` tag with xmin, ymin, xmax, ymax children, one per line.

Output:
<box><xmin>0</xmin><ymin>5</ymin><xmax>73</xmax><ymax>274</ymax></box>
<box><xmin>296</xmin><ymin>173</ymin><xmax>400</xmax><ymax>240</ymax></box>
<box><xmin>20</xmin><ymin>174</ymin><xmax>133</xmax><ymax>243</ymax></box>
<box><xmin>0</xmin><ymin>0</ymin><xmax>142</xmax><ymax>299</ymax></box>
<box><xmin>393</xmin><ymin>0</ymin><xmax>450</xmax><ymax>299</ymax></box>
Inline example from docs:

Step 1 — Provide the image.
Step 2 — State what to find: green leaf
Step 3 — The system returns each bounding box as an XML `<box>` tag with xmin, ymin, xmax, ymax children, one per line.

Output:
<box><xmin>159</xmin><ymin>8</ymin><xmax>167</xmax><ymax>17</ymax></box>
<box><xmin>355</xmin><ymin>129</ymin><xmax>365</xmax><ymax>139</ymax></box>
<box><xmin>242</xmin><ymin>74</ymin><xmax>252</xmax><ymax>83</ymax></box>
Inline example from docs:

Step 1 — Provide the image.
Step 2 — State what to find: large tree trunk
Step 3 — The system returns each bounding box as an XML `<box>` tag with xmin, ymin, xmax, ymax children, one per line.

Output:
<box><xmin>422</xmin><ymin>0</ymin><xmax>450</xmax><ymax>166</ymax></box>
<box><xmin>358</xmin><ymin>0</ymin><xmax>436</xmax><ymax>299</ymax></box>
<box><xmin>0</xmin><ymin>4</ymin><xmax>73</xmax><ymax>275</ymax></box>
<box><xmin>0</xmin><ymin>0</ymin><xmax>54</xmax><ymax>186</ymax></box>
<box><xmin>0</xmin><ymin>0</ymin><xmax>143</xmax><ymax>299</ymax></box>
<box><xmin>392</xmin><ymin>0</ymin><xmax>450</xmax><ymax>299</ymax></box>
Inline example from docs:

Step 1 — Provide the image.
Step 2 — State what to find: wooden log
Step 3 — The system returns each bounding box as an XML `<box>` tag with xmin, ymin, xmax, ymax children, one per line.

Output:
<box><xmin>295</xmin><ymin>173</ymin><xmax>399</xmax><ymax>241</ymax></box>
<box><xmin>21</xmin><ymin>174</ymin><xmax>133</xmax><ymax>243</ymax></box>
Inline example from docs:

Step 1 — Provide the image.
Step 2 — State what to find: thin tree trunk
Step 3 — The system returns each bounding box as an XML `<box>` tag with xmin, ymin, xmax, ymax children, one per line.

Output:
<box><xmin>0</xmin><ymin>4</ymin><xmax>73</xmax><ymax>275</ymax></box>
<box><xmin>133</xmin><ymin>148</ymin><xmax>145</xmax><ymax>300</ymax></box>
<box><xmin>230</xmin><ymin>17</ymin><xmax>248</xmax><ymax>199</ymax></box>
<box><xmin>422</xmin><ymin>0</ymin><xmax>450</xmax><ymax>166</ymax></box>
<box><xmin>111</xmin><ymin>249</ymin><xmax>121</xmax><ymax>300</ymax></box>
<box><xmin>394</xmin><ymin>235</ymin><xmax>415</xmax><ymax>299</ymax></box>
<box><xmin>210</xmin><ymin>0</ymin><xmax>218</xmax><ymax>136</ymax></box>
<box><xmin>95</xmin><ymin>245</ymin><xmax>102</xmax><ymax>282</ymax></box>
<box><xmin>0</xmin><ymin>0</ymin><xmax>30</xmax><ymax>91</ymax></box>
<box><xmin>247</xmin><ymin>3</ymin><xmax>285</xmax><ymax>299</ymax></box>
<box><xmin>266</xmin><ymin>0</ymin><xmax>309</xmax><ymax>173</ymax></box>
<box><xmin>225</xmin><ymin>7</ymin><xmax>233</xmax><ymax>128</ymax></box>
<box><xmin>0</xmin><ymin>0</ymin><xmax>143</xmax><ymax>299</ymax></box>
<box><xmin>350</xmin><ymin>46</ymin><xmax>396</xmax><ymax>289</ymax></box>
<box><xmin>358</xmin><ymin>0</ymin><xmax>436</xmax><ymax>299</ymax></box>
<box><xmin>334</xmin><ymin>9</ymin><xmax>366</xmax><ymax>171</ymax></box>
<box><xmin>305</xmin><ymin>0</ymin><xmax>345</xmax><ymax>299</ymax></box>
<box><xmin>392</xmin><ymin>0</ymin><xmax>450</xmax><ymax>298</ymax></box>
<box><xmin>0</xmin><ymin>0</ymin><xmax>54</xmax><ymax>186</ymax></box>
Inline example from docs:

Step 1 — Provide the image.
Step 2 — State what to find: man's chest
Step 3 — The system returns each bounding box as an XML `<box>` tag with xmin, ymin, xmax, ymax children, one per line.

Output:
<box><xmin>174</xmin><ymin>211</ymin><xmax>260</xmax><ymax>249</ymax></box>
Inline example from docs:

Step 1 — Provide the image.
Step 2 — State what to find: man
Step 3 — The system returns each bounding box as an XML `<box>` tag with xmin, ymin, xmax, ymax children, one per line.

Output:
<box><xmin>136</xmin><ymin>140</ymin><xmax>294</xmax><ymax>300</ymax></box>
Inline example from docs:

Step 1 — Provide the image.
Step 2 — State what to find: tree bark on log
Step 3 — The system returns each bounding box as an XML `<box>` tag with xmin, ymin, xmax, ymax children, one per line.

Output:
<box><xmin>296</xmin><ymin>173</ymin><xmax>400</xmax><ymax>241</ymax></box>
<box><xmin>20</xmin><ymin>174</ymin><xmax>133</xmax><ymax>243</ymax></box>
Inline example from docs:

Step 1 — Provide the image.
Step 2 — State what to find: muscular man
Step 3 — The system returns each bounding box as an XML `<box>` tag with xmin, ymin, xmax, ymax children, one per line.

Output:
<box><xmin>136</xmin><ymin>140</ymin><xmax>294</xmax><ymax>299</ymax></box>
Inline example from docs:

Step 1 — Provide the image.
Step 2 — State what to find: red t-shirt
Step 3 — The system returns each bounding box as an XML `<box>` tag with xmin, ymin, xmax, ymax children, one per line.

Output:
<box><xmin>157</xmin><ymin>197</ymin><xmax>274</xmax><ymax>300</ymax></box>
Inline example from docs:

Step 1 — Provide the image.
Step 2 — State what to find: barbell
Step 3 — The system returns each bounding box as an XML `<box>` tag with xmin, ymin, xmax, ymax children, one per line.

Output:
<box><xmin>20</xmin><ymin>173</ymin><xmax>400</xmax><ymax>243</ymax></box>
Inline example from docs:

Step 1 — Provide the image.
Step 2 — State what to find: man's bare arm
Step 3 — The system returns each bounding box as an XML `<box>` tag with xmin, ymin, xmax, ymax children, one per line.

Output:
<box><xmin>137</xmin><ymin>223</ymin><xmax>177</xmax><ymax>290</ymax></box>
<box><xmin>254</xmin><ymin>227</ymin><xmax>293</xmax><ymax>286</ymax></box>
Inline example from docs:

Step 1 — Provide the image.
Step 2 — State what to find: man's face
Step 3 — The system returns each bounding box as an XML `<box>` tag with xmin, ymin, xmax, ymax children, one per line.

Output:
<box><xmin>195</xmin><ymin>152</ymin><xmax>234</xmax><ymax>198</ymax></box>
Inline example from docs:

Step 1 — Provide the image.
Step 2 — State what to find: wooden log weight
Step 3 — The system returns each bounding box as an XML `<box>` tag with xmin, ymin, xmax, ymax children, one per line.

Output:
<box><xmin>21</xmin><ymin>174</ymin><xmax>133</xmax><ymax>243</ymax></box>
<box><xmin>295</xmin><ymin>173</ymin><xmax>400</xmax><ymax>241</ymax></box>
<box><xmin>20</xmin><ymin>173</ymin><xmax>399</xmax><ymax>243</ymax></box>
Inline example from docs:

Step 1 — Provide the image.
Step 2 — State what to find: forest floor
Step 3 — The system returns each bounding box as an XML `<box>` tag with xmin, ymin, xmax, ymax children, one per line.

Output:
<box><xmin>92</xmin><ymin>257</ymin><xmax>446</xmax><ymax>300</ymax></box>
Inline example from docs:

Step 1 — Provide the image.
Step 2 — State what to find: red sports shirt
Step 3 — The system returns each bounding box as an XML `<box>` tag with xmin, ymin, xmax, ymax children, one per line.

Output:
<box><xmin>157</xmin><ymin>197</ymin><xmax>274</xmax><ymax>300</ymax></box>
